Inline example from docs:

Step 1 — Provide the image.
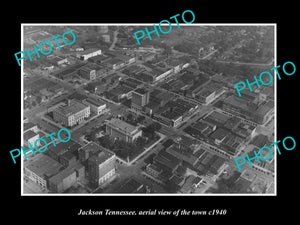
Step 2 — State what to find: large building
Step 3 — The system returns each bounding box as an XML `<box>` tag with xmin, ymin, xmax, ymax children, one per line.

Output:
<box><xmin>106</xmin><ymin>118</ymin><xmax>142</xmax><ymax>143</ymax></box>
<box><xmin>77</xmin><ymin>49</ymin><xmax>102</xmax><ymax>61</ymax></box>
<box><xmin>48</xmin><ymin>163</ymin><xmax>85</xmax><ymax>193</ymax></box>
<box><xmin>24</xmin><ymin>154</ymin><xmax>63</xmax><ymax>190</ymax></box>
<box><xmin>53</xmin><ymin>100</ymin><xmax>90</xmax><ymax>127</ymax></box>
<box><xmin>131</xmin><ymin>87</ymin><xmax>150</xmax><ymax>112</ymax></box>
<box><xmin>86</xmin><ymin>142</ymin><xmax>116</xmax><ymax>187</ymax></box>
<box><xmin>222</xmin><ymin>95</ymin><xmax>274</xmax><ymax>125</ymax></box>
<box><xmin>82</xmin><ymin>98</ymin><xmax>107</xmax><ymax>115</ymax></box>
<box><xmin>79</xmin><ymin>67</ymin><xmax>96</xmax><ymax>80</ymax></box>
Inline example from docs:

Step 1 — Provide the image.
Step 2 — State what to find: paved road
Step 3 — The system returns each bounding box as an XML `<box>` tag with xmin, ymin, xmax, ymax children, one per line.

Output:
<box><xmin>109</xmin><ymin>29</ymin><xmax>119</xmax><ymax>51</ymax></box>
<box><xmin>215</xmin><ymin>59</ymin><xmax>274</xmax><ymax>67</ymax></box>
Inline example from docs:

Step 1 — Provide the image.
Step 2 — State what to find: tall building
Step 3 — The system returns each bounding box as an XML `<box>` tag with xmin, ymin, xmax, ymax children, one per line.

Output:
<box><xmin>86</xmin><ymin>142</ymin><xmax>116</xmax><ymax>187</ymax></box>
<box><xmin>106</xmin><ymin>118</ymin><xmax>142</xmax><ymax>143</ymax></box>
<box><xmin>131</xmin><ymin>87</ymin><xmax>150</xmax><ymax>112</ymax></box>
<box><xmin>53</xmin><ymin>100</ymin><xmax>90</xmax><ymax>127</ymax></box>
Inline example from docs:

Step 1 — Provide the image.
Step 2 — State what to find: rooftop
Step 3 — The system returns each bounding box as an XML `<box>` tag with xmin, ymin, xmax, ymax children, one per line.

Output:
<box><xmin>166</xmin><ymin>144</ymin><xmax>198</xmax><ymax>166</ymax></box>
<box><xmin>55</xmin><ymin>100</ymin><xmax>89</xmax><ymax>117</ymax></box>
<box><xmin>160</xmin><ymin>110</ymin><xmax>182</xmax><ymax>120</ymax></box>
<box><xmin>48</xmin><ymin>140</ymin><xmax>81</xmax><ymax>156</ymax></box>
<box><xmin>80</xmin><ymin>48</ymin><xmax>101</xmax><ymax>55</ymax></box>
<box><xmin>133</xmin><ymin>87</ymin><xmax>149</xmax><ymax>95</ymax></box>
<box><xmin>84</xmin><ymin>142</ymin><xmax>115</xmax><ymax>165</ymax></box>
<box><xmin>154</xmin><ymin>150</ymin><xmax>181</xmax><ymax>171</ymax></box>
<box><xmin>24</xmin><ymin>122</ymin><xmax>37</xmax><ymax>131</ymax></box>
<box><xmin>106</xmin><ymin>118</ymin><xmax>139</xmax><ymax>134</ymax></box>
<box><xmin>48</xmin><ymin>162</ymin><xmax>84</xmax><ymax>185</ymax></box>
<box><xmin>84</xmin><ymin>97</ymin><xmax>106</xmax><ymax>107</ymax></box>
<box><xmin>25</xmin><ymin>154</ymin><xmax>63</xmax><ymax>179</ymax></box>
<box><xmin>89</xmin><ymin>149</ymin><xmax>115</xmax><ymax>165</ymax></box>
<box><xmin>210</xmin><ymin>128</ymin><xmax>229</xmax><ymax>141</ymax></box>
<box><xmin>24</xmin><ymin>130</ymin><xmax>38</xmax><ymax>140</ymax></box>
<box><xmin>118</xmin><ymin>178</ymin><xmax>144</xmax><ymax>193</ymax></box>
<box><xmin>106</xmin><ymin>57</ymin><xmax>124</xmax><ymax>65</ymax></box>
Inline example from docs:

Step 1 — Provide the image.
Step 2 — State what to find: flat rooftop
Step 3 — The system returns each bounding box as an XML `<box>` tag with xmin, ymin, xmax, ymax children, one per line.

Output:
<box><xmin>24</xmin><ymin>122</ymin><xmax>37</xmax><ymax>131</ymax></box>
<box><xmin>24</xmin><ymin>130</ymin><xmax>38</xmax><ymax>140</ymax></box>
<box><xmin>85</xmin><ymin>97</ymin><xmax>106</xmax><ymax>107</ymax></box>
<box><xmin>25</xmin><ymin>154</ymin><xmax>63</xmax><ymax>179</ymax></box>
<box><xmin>48</xmin><ymin>162</ymin><xmax>84</xmax><ymax>185</ymax></box>
<box><xmin>133</xmin><ymin>87</ymin><xmax>148</xmax><ymax>95</ymax></box>
<box><xmin>55</xmin><ymin>100</ymin><xmax>89</xmax><ymax>117</ymax></box>
<box><xmin>107</xmin><ymin>118</ymin><xmax>138</xmax><ymax>134</ymax></box>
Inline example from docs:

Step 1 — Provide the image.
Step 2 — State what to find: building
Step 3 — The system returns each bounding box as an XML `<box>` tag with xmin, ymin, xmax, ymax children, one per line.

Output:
<box><xmin>48</xmin><ymin>163</ymin><xmax>85</xmax><ymax>193</ymax></box>
<box><xmin>77</xmin><ymin>49</ymin><xmax>102</xmax><ymax>60</ymax></box>
<box><xmin>222</xmin><ymin>95</ymin><xmax>274</xmax><ymax>125</ymax></box>
<box><xmin>79</xmin><ymin>142</ymin><xmax>101</xmax><ymax>164</ymax></box>
<box><xmin>118</xmin><ymin>178</ymin><xmax>147</xmax><ymax>193</ymax></box>
<box><xmin>106</xmin><ymin>58</ymin><xmax>125</xmax><ymax>70</ymax></box>
<box><xmin>24</xmin><ymin>122</ymin><xmax>38</xmax><ymax>133</ymax></box>
<box><xmin>131</xmin><ymin>87</ymin><xmax>150</xmax><ymax>112</ymax></box>
<box><xmin>209</xmin><ymin>156</ymin><xmax>227</xmax><ymax>174</ymax></box>
<box><xmin>145</xmin><ymin>163</ymin><xmax>163</xmax><ymax>178</ymax></box>
<box><xmin>46</xmin><ymin>140</ymin><xmax>81</xmax><ymax>163</ymax></box>
<box><xmin>209</xmin><ymin>128</ymin><xmax>229</xmax><ymax>145</ymax></box>
<box><xmin>51</xmin><ymin>56</ymin><xmax>68</xmax><ymax>66</ymax></box>
<box><xmin>79</xmin><ymin>67</ymin><xmax>96</xmax><ymax>80</ymax></box>
<box><xmin>153</xmin><ymin>150</ymin><xmax>181</xmax><ymax>173</ymax></box>
<box><xmin>154</xmin><ymin>110</ymin><xmax>183</xmax><ymax>128</ymax></box>
<box><xmin>86</xmin><ymin>143</ymin><xmax>116</xmax><ymax>187</ymax></box>
<box><xmin>24</xmin><ymin>154</ymin><xmax>63</xmax><ymax>190</ymax></box>
<box><xmin>259</xmin><ymin>86</ymin><xmax>274</xmax><ymax>102</ymax></box>
<box><xmin>180</xmin><ymin>175</ymin><xmax>196</xmax><ymax>193</ymax></box>
<box><xmin>166</xmin><ymin>144</ymin><xmax>199</xmax><ymax>167</ymax></box>
<box><xmin>53</xmin><ymin>100</ymin><xmax>90</xmax><ymax>127</ymax></box>
<box><xmin>195</xmin><ymin>89</ymin><xmax>215</xmax><ymax>104</ymax></box>
<box><xmin>24</xmin><ymin>130</ymin><xmax>39</xmax><ymax>148</ymax></box>
<box><xmin>83</xmin><ymin>98</ymin><xmax>107</xmax><ymax>115</ymax></box>
<box><xmin>106</xmin><ymin>118</ymin><xmax>142</xmax><ymax>143</ymax></box>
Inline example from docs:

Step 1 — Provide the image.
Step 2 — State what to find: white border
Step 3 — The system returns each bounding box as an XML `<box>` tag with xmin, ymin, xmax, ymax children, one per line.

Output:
<box><xmin>21</xmin><ymin>23</ymin><xmax>277</xmax><ymax>196</ymax></box>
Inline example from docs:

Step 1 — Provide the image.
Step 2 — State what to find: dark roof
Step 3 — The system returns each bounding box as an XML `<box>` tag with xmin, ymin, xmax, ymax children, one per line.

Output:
<box><xmin>133</xmin><ymin>87</ymin><xmax>148</xmax><ymax>95</ymax></box>
<box><xmin>25</xmin><ymin>154</ymin><xmax>63</xmax><ymax>179</ymax></box>
<box><xmin>154</xmin><ymin>150</ymin><xmax>181</xmax><ymax>171</ymax></box>
<box><xmin>24</xmin><ymin>130</ymin><xmax>38</xmax><ymax>140</ymax></box>
<box><xmin>210</xmin><ymin>128</ymin><xmax>229</xmax><ymax>141</ymax></box>
<box><xmin>24</xmin><ymin>122</ymin><xmax>37</xmax><ymax>131</ymax></box>
<box><xmin>118</xmin><ymin>178</ymin><xmax>144</xmax><ymax>193</ymax></box>
<box><xmin>48</xmin><ymin>140</ymin><xmax>81</xmax><ymax>156</ymax></box>
<box><xmin>251</xmin><ymin>134</ymin><xmax>269</xmax><ymax>148</ymax></box>
<box><xmin>48</xmin><ymin>163</ymin><xmax>84</xmax><ymax>185</ymax></box>
<box><xmin>166</xmin><ymin>145</ymin><xmax>198</xmax><ymax>166</ymax></box>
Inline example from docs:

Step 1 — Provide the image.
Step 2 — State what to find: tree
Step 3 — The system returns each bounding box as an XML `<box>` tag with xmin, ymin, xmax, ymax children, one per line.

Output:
<box><xmin>36</xmin><ymin>96</ymin><xmax>42</xmax><ymax>104</ymax></box>
<box><xmin>149</xmin><ymin>122</ymin><xmax>162</xmax><ymax>131</ymax></box>
<box><xmin>135</xmin><ymin>136</ymin><xmax>147</xmax><ymax>147</ymax></box>
<box><xmin>98</xmin><ymin>135</ymin><xmax>112</xmax><ymax>148</ymax></box>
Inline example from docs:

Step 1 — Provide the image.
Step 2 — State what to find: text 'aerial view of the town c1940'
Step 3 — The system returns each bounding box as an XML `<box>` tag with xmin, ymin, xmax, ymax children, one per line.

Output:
<box><xmin>22</xmin><ymin>24</ymin><xmax>275</xmax><ymax>195</ymax></box>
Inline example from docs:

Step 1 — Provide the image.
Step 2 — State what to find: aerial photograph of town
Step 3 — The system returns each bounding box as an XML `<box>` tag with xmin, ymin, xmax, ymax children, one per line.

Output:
<box><xmin>22</xmin><ymin>24</ymin><xmax>275</xmax><ymax>194</ymax></box>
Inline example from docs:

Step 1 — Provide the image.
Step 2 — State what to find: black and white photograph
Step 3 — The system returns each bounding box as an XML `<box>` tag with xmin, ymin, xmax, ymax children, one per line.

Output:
<box><xmin>21</xmin><ymin>24</ymin><xmax>276</xmax><ymax>195</ymax></box>
<box><xmin>3</xmin><ymin>4</ymin><xmax>298</xmax><ymax>224</ymax></box>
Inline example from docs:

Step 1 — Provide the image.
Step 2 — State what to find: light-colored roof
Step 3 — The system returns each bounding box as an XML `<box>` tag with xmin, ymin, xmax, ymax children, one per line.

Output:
<box><xmin>107</xmin><ymin>118</ymin><xmax>138</xmax><ymax>134</ymax></box>
<box><xmin>55</xmin><ymin>100</ymin><xmax>89</xmax><ymax>117</ymax></box>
